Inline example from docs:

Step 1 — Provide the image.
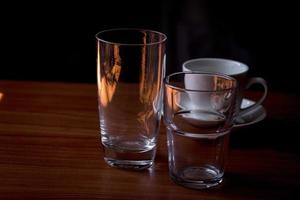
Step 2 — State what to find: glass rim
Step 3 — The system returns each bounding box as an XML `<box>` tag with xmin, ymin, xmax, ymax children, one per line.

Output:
<box><xmin>95</xmin><ymin>28</ymin><xmax>167</xmax><ymax>46</ymax></box>
<box><xmin>164</xmin><ymin>72</ymin><xmax>237</xmax><ymax>93</ymax></box>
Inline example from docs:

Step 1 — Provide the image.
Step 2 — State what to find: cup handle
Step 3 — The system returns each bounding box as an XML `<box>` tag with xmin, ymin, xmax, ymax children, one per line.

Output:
<box><xmin>238</xmin><ymin>77</ymin><xmax>268</xmax><ymax>116</ymax></box>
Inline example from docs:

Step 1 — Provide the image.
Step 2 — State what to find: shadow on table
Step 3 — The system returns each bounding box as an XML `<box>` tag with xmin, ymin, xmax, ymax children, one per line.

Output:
<box><xmin>230</xmin><ymin>118</ymin><xmax>300</xmax><ymax>154</ymax></box>
<box><xmin>213</xmin><ymin>172</ymin><xmax>299</xmax><ymax>199</ymax></box>
<box><xmin>212</xmin><ymin>118</ymin><xmax>300</xmax><ymax>199</ymax></box>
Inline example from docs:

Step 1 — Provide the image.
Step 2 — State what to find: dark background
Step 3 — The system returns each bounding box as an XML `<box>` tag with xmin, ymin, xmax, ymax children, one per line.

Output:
<box><xmin>1</xmin><ymin>0</ymin><xmax>298</xmax><ymax>93</ymax></box>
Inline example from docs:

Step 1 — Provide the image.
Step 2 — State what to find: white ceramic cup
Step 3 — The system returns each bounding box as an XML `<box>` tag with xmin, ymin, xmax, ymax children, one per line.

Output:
<box><xmin>182</xmin><ymin>58</ymin><xmax>268</xmax><ymax>118</ymax></box>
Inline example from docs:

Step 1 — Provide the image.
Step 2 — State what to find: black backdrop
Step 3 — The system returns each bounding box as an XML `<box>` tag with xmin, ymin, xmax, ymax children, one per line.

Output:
<box><xmin>1</xmin><ymin>0</ymin><xmax>298</xmax><ymax>93</ymax></box>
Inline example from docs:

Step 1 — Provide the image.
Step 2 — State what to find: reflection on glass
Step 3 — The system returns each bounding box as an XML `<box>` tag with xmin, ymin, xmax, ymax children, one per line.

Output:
<box><xmin>0</xmin><ymin>92</ymin><xmax>3</xmax><ymax>102</ymax></box>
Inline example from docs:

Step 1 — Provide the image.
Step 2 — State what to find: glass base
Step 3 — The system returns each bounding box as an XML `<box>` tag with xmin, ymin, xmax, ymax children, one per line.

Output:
<box><xmin>170</xmin><ymin>166</ymin><xmax>223</xmax><ymax>189</ymax></box>
<box><xmin>103</xmin><ymin>145</ymin><xmax>156</xmax><ymax>170</ymax></box>
<box><xmin>104</xmin><ymin>158</ymin><xmax>153</xmax><ymax>170</ymax></box>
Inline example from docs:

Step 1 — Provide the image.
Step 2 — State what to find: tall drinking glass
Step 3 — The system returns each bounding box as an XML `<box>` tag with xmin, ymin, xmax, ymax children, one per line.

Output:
<box><xmin>164</xmin><ymin>72</ymin><xmax>237</xmax><ymax>189</ymax></box>
<box><xmin>96</xmin><ymin>29</ymin><xmax>166</xmax><ymax>169</ymax></box>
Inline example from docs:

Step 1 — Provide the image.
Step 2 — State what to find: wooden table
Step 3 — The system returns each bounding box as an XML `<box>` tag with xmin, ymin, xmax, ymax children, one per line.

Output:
<box><xmin>0</xmin><ymin>80</ymin><xmax>299</xmax><ymax>199</ymax></box>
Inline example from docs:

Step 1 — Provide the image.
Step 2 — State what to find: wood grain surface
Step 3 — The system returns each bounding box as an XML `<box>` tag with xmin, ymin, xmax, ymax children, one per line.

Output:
<box><xmin>0</xmin><ymin>80</ymin><xmax>299</xmax><ymax>199</ymax></box>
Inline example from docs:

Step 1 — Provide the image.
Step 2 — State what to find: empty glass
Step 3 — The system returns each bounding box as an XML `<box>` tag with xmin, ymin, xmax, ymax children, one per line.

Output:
<box><xmin>164</xmin><ymin>72</ymin><xmax>237</xmax><ymax>189</ymax></box>
<box><xmin>96</xmin><ymin>29</ymin><xmax>166</xmax><ymax>169</ymax></box>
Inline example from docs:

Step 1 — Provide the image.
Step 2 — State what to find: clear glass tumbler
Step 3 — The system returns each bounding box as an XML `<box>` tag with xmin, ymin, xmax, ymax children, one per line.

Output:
<box><xmin>164</xmin><ymin>72</ymin><xmax>237</xmax><ymax>189</ymax></box>
<box><xmin>96</xmin><ymin>29</ymin><xmax>166</xmax><ymax>169</ymax></box>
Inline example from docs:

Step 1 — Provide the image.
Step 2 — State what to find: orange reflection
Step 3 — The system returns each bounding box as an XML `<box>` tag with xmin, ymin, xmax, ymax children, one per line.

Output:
<box><xmin>165</xmin><ymin>87</ymin><xmax>180</xmax><ymax>110</ymax></box>
<box><xmin>139</xmin><ymin>33</ymin><xmax>163</xmax><ymax>105</ymax></box>
<box><xmin>97</xmin><ymin>41</ymin><xmax>101</xmax><ymax>92</ymax></box>
<box><xmin>99</xmin><ymin>65</ymin><xmax>121</xmax><ymax>107</ymax></box>
<box><xmin>98</xmin><ymin>45</ymin><xmax>121</xmax><ymax>107</ymax></box>
<box><xmin>139</xmin><ymin>32</ymin><xmax>147</xmax><ymax>103</ymax></box>
<box><xmin>214</xmin><ymin>76</ymin><xmax>234</xmax><ymax>91</ymax></box>
<box><xmin>0</xmin><ymin>92</ymin><xmax>3</xmax><ymax>101</ymax></box>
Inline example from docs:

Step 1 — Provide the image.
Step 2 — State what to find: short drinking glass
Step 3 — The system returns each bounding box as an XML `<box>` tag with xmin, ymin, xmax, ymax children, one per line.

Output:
<box><xmin>164</xmin><ymin>72</ymin><xmax>237</xmax><ymax>189</ymax></box>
